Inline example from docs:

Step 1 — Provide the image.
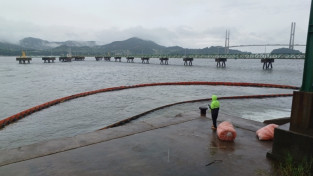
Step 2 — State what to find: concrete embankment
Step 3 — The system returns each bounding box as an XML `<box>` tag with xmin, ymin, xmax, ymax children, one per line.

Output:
<box><xmin>0</xmin><ymin>111</ymin><xmax>282</xmax><ymax>175</ymax></box>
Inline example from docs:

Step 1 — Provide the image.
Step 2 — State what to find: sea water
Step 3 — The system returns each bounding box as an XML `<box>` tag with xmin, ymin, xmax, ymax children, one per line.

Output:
<box><xmin>0</xmin><ymin>56</ymin><xmax>303</xmax><ymax>149</ymax></box>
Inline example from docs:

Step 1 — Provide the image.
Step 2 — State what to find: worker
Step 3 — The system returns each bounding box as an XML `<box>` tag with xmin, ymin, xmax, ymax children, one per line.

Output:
<box><xmin>209</xmin><ymin>95</ymin><xmax>220</xmax><ymax>130</ymax></box>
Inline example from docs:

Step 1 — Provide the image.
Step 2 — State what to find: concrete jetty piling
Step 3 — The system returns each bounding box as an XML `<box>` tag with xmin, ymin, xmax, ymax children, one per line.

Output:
<box><xmin>29</xmin><ymin>55</ymin><xmax>285</xmax><ymax>70</ymax></box>
<box><xmin>215</xmin><ymin>58</ymin><xmax>227</xmax><ymax>68</ymax></box>
<box><xmin>126</xmin><ymin>57</ymin><xmax>134</xmax><ymax>63</ymax></box>
<box><xmin>95</xmin><ymin>56</ymin><xmax>103</xmax><ymax>61</ymax></box>
<box><xmin>16</xmin><ymin>51</ymin><xmax>32</xmax><ymax>64</ymax></box>
<box><xmin>141</xmin><ymin>57</ymin><xmax>150</xmax><ymax>64</ymax></box>
<box><xmin>59</xmin><ymin>56</ymin><xmax>72</xmax><ymax>62</ymax></box>
<box><xmin>183</xmin><ymin>57</ymin><xmax>193</xmax><ymax>66</ymax></box>
<box><xmin>73</xmin><ymin>56</ymin><xmax>85</xmax><ymax>61</ymax></box>
<box><xmin>16</xmin><ymin>57</ymin><xmax>32</xmax><ymax>64</ymax></box>
<box><xmin>114</xmin><ymin>57</ymin><xmax>122</xmax><ymax>62</ymax></box>
<box><xmin>42</xmin><ymin>57</ymin><xmax>56</xmax><ymax>63</ymax></box>
<box><xmin>261</xmin><ymin>58</ymin><xmax>274</xmax><ymax>70</ymax></box>
<box><xmin>159</xmin><ymin>57</ymin><xmax>169</xmax><ymax>65</ymax></box>
<box><xmin>104</xmin><ymin>57</ymin><xmax>111</xmax><ymax>61</ymax></box>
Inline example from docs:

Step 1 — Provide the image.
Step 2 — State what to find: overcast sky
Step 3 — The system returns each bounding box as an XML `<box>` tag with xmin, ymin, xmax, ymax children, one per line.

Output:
<box><xmin>0</xmin><ymin>0</ymin><xmax>311</xmax><ymax>52</ymax></box>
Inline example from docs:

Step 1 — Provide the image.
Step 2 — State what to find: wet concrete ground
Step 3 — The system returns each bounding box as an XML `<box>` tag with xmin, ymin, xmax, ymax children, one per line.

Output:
<box><xmin>0</xmin><ymin>111</ymin><xmax>275</xmax><ymax>176</ymax></box>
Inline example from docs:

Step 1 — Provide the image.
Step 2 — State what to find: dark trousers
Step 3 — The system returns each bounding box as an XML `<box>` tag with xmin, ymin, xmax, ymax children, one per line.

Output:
<box><xmin>211</xmin><ymin>108</ymin><xmax>219</xmax><ymax>128</ymax></box>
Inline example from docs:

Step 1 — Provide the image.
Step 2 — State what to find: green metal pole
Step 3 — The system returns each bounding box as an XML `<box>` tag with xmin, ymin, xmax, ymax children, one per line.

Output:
<box><xmin>301</xmin><ymin>0</ymin><xmax>313</xmax><ymax>92</ymax></box>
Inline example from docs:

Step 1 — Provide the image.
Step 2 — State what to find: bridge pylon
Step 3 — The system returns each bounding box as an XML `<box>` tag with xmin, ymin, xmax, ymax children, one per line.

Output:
<box><xmin>289</xmin><ymin>22</ymin><xmax>296</xmax><ymax>50</ymax></box>
<box><xmin>225</xmin><ymin>30</ymin><xmax>230</xmax><ymax>54</ymax></box>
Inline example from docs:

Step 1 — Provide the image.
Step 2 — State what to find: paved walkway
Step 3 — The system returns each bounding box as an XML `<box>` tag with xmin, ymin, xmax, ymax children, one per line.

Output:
<box><xmin>0</xmin><ymin>111</ymin><xmax>275</xmax><ymax>176</ymax></box>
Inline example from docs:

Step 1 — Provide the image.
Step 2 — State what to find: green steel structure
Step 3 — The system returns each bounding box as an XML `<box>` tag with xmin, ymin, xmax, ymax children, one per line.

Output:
<box><xmin>301</xmin><ymin>1</ymin><xmax>313</xmax><ymax>92</ymax></box>
<box><xmin>267</xmin><ymin>1</ymin><xmax>313</xmax><ymax>163</ymax></box>
<box><xmin>106</xmin><ymin>53</ymin><xmax>305</xmax><ymax>59</ymax></box>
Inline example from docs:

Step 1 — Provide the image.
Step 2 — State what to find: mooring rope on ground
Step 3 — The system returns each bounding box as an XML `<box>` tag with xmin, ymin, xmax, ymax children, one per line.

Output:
<box><xmin>0</xmin><ymin>82</ymin><xmax>298</xmax><ymax>129</ymax></box>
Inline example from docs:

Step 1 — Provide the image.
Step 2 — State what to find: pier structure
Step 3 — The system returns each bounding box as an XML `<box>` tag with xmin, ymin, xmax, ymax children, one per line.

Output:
<box><xmin>95</xmin><ymin>56</ymin><xmax>103</xmax><ymax>61</ymax></box>
<box><xmin>261</xmin><ymin>58</ymin><xmax>274</xmax><ymax>70</ymax></box>
<box><xmin>114</xmin><ymin>57</ymin><xmax>122</xmax><ymax>62</ymax></box>
<box><xmin>73</xmin><ymin>56</ymin><xmax>85</xmax><ymax>61</ymax></box>
<box><xmin>104</xmin><ymin>57</ymin><xmax>111</xmax><ymax>61</ymax></box>
<box><xmin>215</xmin><ymin>58</ymin><xmax>227</xmax><ymax>68</ymax></box>
<box><xmin>126</xmin><ymin>57</ymin><xmax>134</xmax><ymax>63</ymax></box>
<box><xmin>159</xmin><ymin>57</ymin><xmax>169</xmax><ymax>65</ymax></box>
<box><xmin>0</xmin><ymin>111</ymin><xmax>283</xmax><ymax>176</ymax></box>
<box><xmin>42</xmin><ymin>57</ymin><xmax>56</xmax><ymax>63</ymax></box>
<box><xmin>183</xmin><ymin>57</ymin><xmax>193</xmax><ymax>66</ymax></box>
<box><xmin>59</xmin><ymin>56</ymin><xmax>72</xmax><ymax>62</ymax></box>
<box><xmin>16</xmin><ymin>57</ymin><xmax>32</xmax><ymax>64</ymax></box>
<box><xmin>141</xmin><ymin>57</ymin><xmax>150</xmax><ymax>64</ymax></box>
<box><xmin>16</xmin><ymin>51</ymin><xmax>32</xmax><ymax>64</ymax></box>
<box><xmin>0</xmin><ymin>79</ymin><xmax>298</xmax><ymax>175</ymax></box>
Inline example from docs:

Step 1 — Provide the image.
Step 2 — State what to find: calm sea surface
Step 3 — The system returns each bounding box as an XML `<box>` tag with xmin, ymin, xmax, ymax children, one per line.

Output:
<box><xmin>0</xmin><ymin>56</ymin><xmax>304</xmax><ymax>149</ymax></box>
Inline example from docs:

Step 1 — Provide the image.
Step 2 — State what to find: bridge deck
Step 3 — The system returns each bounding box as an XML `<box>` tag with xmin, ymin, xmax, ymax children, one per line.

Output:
<box><xmin>109</xmin><ymin>53</ymin><xmax>304</xmax><ymax>59</ymax></box>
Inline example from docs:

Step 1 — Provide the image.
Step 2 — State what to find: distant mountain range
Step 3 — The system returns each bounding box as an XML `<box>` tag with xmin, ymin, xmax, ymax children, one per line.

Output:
<box><xmin>271</xmin><ymin>47</ymin><xmax>302</xmax><ymax>54</ymax></box>
<box><xmin>0</xmin><ymin>37</ymin><xmax>302</xmax><ymax>56</ymax></box>
<box><xmin>19</xmin><ymin>37</ymin><xmax>97</xmax><ymax>50</ymax></box>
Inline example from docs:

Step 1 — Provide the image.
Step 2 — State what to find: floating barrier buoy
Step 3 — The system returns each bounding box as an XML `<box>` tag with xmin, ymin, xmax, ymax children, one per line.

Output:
<box><xmin>0</xmin><ymin>82</ymin><xmax>298</xmax><ymax>129</ymax></box>
<box><xmin>99</xmin><ymin>93</ymin><xmax>293</xmax><ymax>130</ymax></box>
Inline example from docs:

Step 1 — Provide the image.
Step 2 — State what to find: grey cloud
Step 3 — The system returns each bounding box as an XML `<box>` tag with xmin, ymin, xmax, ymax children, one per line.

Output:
<box><xmin>0</xmin><ymin>0</ymin><xmax>310</xmax><ymax>53</ymax></box>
